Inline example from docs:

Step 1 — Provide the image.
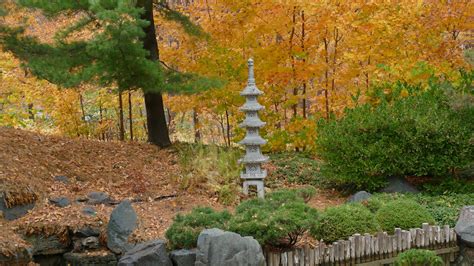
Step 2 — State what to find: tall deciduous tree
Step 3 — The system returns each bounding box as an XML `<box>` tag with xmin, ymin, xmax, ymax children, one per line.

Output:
<box><xmin>0</xmin><ymin>0</ymin><xmax>216</xmax><ymax>147</ymax></box>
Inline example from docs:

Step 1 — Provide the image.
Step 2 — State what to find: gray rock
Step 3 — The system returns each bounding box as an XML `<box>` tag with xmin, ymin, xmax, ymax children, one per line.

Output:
<box><xmin>87</xmin><ymin>191</ymin><xmax>111</xmax><ymax>205</ymax></box>
<box><xmin>82</xmin><ymin>206</ymin><xmax>97</xmax><ymax>216</ymax></box>
<box><xmin>107</xmin><ymin>200</ymin><xmax>137</xmax><ymax>254</ymax></box>
<box><xmin>34</xmin><ymin>254</ymin><xmax>65</xmax><ymax>266</ymax></box>
<box><xmin>380</xmin><ymin>176</ymin><xmax>419</xmax><ymax>193</ymax></box>
<box><xmin>195</xmin><ymin>228</ymin><xmax>265</xmax><ymax>266</ymax></box>
<box><xmin>455</xmin><ymin>245</ymin><xmax>474</xmax><ymax>266</ymax></box>
<box><xmin>54</xmin><ymin>175</ymin><xmax>69</xmax><ymax>184</ymax></box>
<box><xmin>347</xmin><ymin>191</ymin><xmax>372</xmax><ymax>203</ymax></box>
<box><xmin>170</xmin><ymin>249</ymin><xmax>196</xmax><ymax>266</ymax></box>
<box><xmin>82</xmin><ymin>236</ymin><xmax>100</xmax><ymax>250</ymax></box>
<box><xmin>0</xmin><ymin>247</ymin><xmax>32</xmax><ymax>265</ymax></box>
<box><xmin>0</xmin><ymin>196</ymin><xmax>35</xmax><ymax>221</ymax></box>
<box><xmin>455</xmin><ymin>206</ymin><xmax>474</xmax><ymax>247</ymax></box>
<box><xmin>75</xmin><ymin>226</ymin><xmax>100</xmax><ymax>237</ymax></box>
<box><xmin>25</xmin><ymin>234</ymin><xmax>69</xmax><ymax>255</ymax></box>
<box><xmin>118</xmin><ymin>240</ymin><xmax>172</xmax><ymax>266</ymax></box>
<box><xmin>64</xmin><ymin>251</ymin><xmax>117</xmax><ymax>265</ymax></box>
<box><xmin>50</xmin><ymin>197</ymin><xmax>71</xmax><ymax>207</ymax></box>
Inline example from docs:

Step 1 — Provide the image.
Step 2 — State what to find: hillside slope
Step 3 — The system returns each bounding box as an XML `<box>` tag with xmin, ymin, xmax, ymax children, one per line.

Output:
<box><xmin>0</xmin><ymin>127</ymin><xmax>221</xmax><ymax>255</ymax></box>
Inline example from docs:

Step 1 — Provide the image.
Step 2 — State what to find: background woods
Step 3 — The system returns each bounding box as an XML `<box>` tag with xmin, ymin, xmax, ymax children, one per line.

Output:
<box><xmin>0</xmin><ymin>0</ymin><xmax>473</xmax><ymax>151</ymax></box>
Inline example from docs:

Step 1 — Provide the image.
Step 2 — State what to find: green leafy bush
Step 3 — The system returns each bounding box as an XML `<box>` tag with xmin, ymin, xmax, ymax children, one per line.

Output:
<box><xmin>229</xmin><ymin>190</ymin><xmax>318</xmax><ymax>248</ymax></box>
<box><xmin>395</xmin><ymin>249</ymin><xmax>444</xmax><ymax>266</ymax></box>
<box><xmin>415</xmin><ymin>193</ymin><xmax>474</xmax><ymax>227</ymax></box>
<box><xmin>316</xmin><ymin>85</ymin><xmax>473</xmax><ymax>191</ymax></box>
<box><xmin>421</xmin><ymin>178</ymin><xmax>474</xmax><ymax>195</ymax></box>
<box><xmin>165</xmin><ymin>207</ymin><xmax>231</xmax><ymax>249</ymax></box>
<box><xmin>310</xmin><ymin>204</ymin><xmax>380</xmax><ymax>243</ymax></box>
<box><xmin>376</xmin><ymin>199</ymin><xmax>435</xmax><ymax>232</ymax></box>
<box><xmin>270</xmin><ymin>152</ymin><xmax>324</xmax><ymax>186</ymax></box>
<box><xmin>363</xmin><ymin>193</ymin><xmax>472</xmax><ymax>227</ymax></box>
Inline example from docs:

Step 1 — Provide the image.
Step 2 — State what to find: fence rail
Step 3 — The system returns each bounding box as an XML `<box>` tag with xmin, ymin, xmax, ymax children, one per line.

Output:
<box><xmin>265</xmin><ymin>223</ymin><xmax>459</xmax><ymax>266</ymax></box>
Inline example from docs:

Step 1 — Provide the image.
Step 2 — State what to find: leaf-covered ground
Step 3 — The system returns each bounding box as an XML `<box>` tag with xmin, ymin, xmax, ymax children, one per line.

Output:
<box><xmin>0</xmin><ymin>127</ymin><xmax>224</xmax><ymax>255</ymax></box>
<box><xmin>0</xmin><ymin>127</ymin><xmax>344</xmax><ymax>255</ymax></box>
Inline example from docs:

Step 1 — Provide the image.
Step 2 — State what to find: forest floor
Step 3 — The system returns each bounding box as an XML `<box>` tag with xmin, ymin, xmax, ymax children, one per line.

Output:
<box><xmin>0</xmin><ymin>127</ymin><xmax>344</xmax><ymax>254</ymax></box>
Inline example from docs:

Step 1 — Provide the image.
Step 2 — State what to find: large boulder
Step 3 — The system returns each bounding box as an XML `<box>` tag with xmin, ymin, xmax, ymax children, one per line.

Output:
<box><xmin>118</xmin><ymin>240</ymin><xmax>172</xmax><ymax>266</ymax></box>
<box><xmin>195</xmin><ymin>228</ymin><xmax>265</xmax><ymax>266</ymax></box>
<box><xmin>107</xmin><ymin>200</ymin><xmax>137</xmax><ymax>254</ymax></box>
<box><xmin>74</xmin><ymin>226</ymin><xmax>101</xmax><ymax>238</ymax></box>
<box><xmin>455</xmin><ymin>206</ymin><xmax>474</xmax><ymax>247</ymax></box>
<box><xmin>347</xmin><ymin>191</ymin><xmax>372</xmax><ymax>203</ymax></box>
<box><xmin>24</xmin><ymin>234</ymin><xmax>69</xmax><ymax>255</ymax></box>
<box><xmin>170</xmin><ymin>249</ymin><xmax>196</xmax><ymax>266</ymax></box>
<box><xmin>380</xmin><ymin>176</ymin><xmax>419</xmax><ymax>193</ymax></box>
<box><xmin>0</xmin><ymin>248</ymin><xmax>32</xmax><ymax>265</ymax></box>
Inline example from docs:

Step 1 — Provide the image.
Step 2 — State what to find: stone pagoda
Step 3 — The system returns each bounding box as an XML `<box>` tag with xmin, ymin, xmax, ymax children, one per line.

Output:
<box><xmin>239</xmin><ymin>58</ymin><xmax>268</xmax><ymax>198</ymax></box>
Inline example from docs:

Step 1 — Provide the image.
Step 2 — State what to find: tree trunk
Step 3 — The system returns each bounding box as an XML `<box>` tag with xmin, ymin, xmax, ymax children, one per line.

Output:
<box><xmin>323</xmin><ymin>29</ymin><xmax>330</xmax><ymax>120</ymax></box>
<box><xmin>301</xmin><ymin>10</ymin><xmax>307</xmax><ymax>119</ymax></box>
<box><xmin>289</xmin><ymin>6</ymin><xmax>297</xmax><ymax>118</ymax></box>
<box><xmin>225</xmin><ymin>109</ymin><xmax>231</xmax><ymax>147</ymax></box>
<box><xmin>128</xmin><ymin>91</ymin><xmax>134</xmax><ymax>141</ymax></box>
<box><xmin>193</xmin><ymin>108</ymin><xmax>201</xmax><ymax>143</ymax></box>
<box><xmin>138</xmin><ymin>0</ymin><xmax>171</xmax><ymax>147</ymax></box>
<box><xmin>118</xmin><ymin>91</ymin><xmax>125</xmax><ymax>141</ymax></box>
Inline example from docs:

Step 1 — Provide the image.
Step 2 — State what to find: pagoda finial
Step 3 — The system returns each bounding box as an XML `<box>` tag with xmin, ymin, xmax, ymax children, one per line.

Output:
<box><xmin>247</xmin><ymin>58</ymin><xmax>255</xmax><ymax>85</ymax></box>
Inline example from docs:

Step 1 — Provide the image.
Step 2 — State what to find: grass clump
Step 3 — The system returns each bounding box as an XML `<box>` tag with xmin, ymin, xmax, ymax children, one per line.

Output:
<box><xmin>395</xmin><ymin>249</ymin><xmax>444</xmax><ymax>266</ymax></box>
<box><xmin>175</xmin><ymin>143</ymin><xmax>242</xmax><ymax>205</ymax></box>
<box><xmin>310</xmin><ymin>204</ymin><xmax>380</xmax><ymax>243</ymax></box>
<box><xmin>375</xmin><ymin>199</ymin><xmax>435</xmax><ymax>232</ymax></box>
<box><xmin>165</xmin><ymin>207</ymin><xmax>231</xmax><ymax>249</ymax></box>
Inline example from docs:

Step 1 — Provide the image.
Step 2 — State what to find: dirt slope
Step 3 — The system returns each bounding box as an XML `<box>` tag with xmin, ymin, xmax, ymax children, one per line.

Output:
<box><xmin>0</xmin><ymin>127</ymin><xmax>222</xmax><ymax>255</ymax></box>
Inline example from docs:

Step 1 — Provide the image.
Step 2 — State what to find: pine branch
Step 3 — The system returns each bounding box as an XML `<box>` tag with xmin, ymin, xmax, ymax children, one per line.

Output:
<box><xmin>153</xmin><ymin>0</ymin><xmax>209</xmax><ymax>39</ymax></box>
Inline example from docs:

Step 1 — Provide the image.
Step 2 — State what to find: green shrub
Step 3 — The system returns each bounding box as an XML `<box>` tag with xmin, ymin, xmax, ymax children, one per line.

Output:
<box><xmin>363</xmin><ymin>193</ymin><xmax>472</xmax><ymax>227</ymax></box>
<box><xmin>421</xmin><ymin>178</ymin><xmax>474</xmax><ymax>195</ymax></box>
<box><xmin>376</xmin><ymin>199</ymin><xmax>435</xmax><ymax>232</ymax></box>
<box><xmin>229</xmin><ymin>190</ymin><xmax>318</xmax><ymax>248</ymax></box>
<box><xmin>270</xmin><ymin>152</ymin><xmax>324</xmax><ymax>186</ymax></box>
<box><xmin>414</xmin><ymin>193</ymin><xmax>474</xmax><ymax>227</ymax></box>
<box><xmin>165</xmin><ymin>207</ymin><xmax>232</xmax><ymax>249</ymax></box>
<box><xmin>310</xmin><ymin>204</ymin><xmax>380</xmax><ymax>243</ymax></box>
<box><xmin>364</xmin><ymin>193</ymin><xmax>409</xmax><ymax>213</ymax></box>
<box><xmin>395</xmin><ymin>249</ymin><xmax>444</xmax><ymax>266</ymax></box>
<box><xmin>316</xmin><ymin>84</ymin><xmax>473</xmax><ymax>191</ymax></box>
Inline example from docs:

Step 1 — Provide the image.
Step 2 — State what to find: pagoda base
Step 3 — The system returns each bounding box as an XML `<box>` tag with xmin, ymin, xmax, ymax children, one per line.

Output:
<box><xmin>242</xmin><ymin>180</ymin><xmax>264</xmax><ymax>199</ymax></box>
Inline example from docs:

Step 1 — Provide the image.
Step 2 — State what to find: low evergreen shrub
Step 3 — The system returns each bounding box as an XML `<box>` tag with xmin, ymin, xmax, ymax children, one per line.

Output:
<box><xmin>414</xmin><ymin>193</ymin><xmax>474</xmax><ymax>227</ymax></box>
<box><xmin>165</xmin><ymin>207</ymin><xmax>231</xmax><ymax>249</ymax></box>
<box><xmin>375</xmin><ymin>199</ymin><xmax>435</xmax><ymax>232</ymax></box>
<box><xmin>395</xmin><ymin>249</ymin><xmax>444</xmax><ymax>266</ymax></box>
<box><xmin>310</xmin><ymin>204</ymin><xmax>380</xmax><ymax>243</ymax></box>
<box><xmin>229</xmin><ymin>189</ymin><xmax>318</xmax><ymax>248</ymax></box>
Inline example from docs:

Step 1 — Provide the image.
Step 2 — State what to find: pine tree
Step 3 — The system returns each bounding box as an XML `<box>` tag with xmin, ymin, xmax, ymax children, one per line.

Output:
<box><xmin>0</xmin><ymin>0</ymin><xmax>216</xmax><ymax>147</ymax></box>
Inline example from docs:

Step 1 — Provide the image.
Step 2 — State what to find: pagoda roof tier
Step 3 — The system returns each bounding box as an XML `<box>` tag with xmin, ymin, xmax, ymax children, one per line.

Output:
<box><xmin>240</xmin><ymin>154</ymin><xmax>269</xmax><ymax>163</ymax></box>
<box><xmin>240</xmin><ymin>101</ymin><xmax>264</xmax><ymax>111</ymax></box>
<box><xmin>240</xmin><ymin>84</ymin><xmax>264</xmax><ymax>96</ymax></box>
<box><xmin>239</xmin><ymin>135</ymin><xmax>267</xmax><ymax>145</ymax></box>
<box><xmin>240</xmin><ymin>117</ymin><xmax>266</xmax><ymax>128</ymax></box>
